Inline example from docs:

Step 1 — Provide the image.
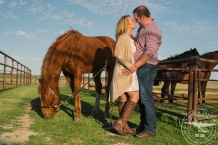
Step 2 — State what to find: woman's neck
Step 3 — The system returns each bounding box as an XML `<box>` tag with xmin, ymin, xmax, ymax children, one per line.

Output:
<box><xmin>125</xmin><ymin>29</ymin><xmax>133</xmax><ymax>37</ymax></box>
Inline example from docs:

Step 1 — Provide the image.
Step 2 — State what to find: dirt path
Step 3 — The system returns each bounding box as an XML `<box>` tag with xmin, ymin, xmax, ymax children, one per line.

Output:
<box><xmin>0</xmin><ymin>104</ymin><xmax>37</xmax><ymax>144</ymax></box>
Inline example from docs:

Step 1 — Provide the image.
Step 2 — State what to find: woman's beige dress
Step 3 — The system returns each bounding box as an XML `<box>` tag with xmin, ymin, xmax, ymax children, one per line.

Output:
<box><xmin>126</xmin><ymin>37</ymin><xmax>139</xmax><ymax>92</ymax></box>
<box><xmin>109</xmin><ymin>33</ymin><xmax>139</xmax><ymax>102</ymax></box>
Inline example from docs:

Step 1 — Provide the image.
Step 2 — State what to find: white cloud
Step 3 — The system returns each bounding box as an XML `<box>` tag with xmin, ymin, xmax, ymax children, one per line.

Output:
<box><xmin>15</xmin><ymin>31</ymin><xmax>34</xmax><ymax>38</ymax></box>
<box><xmin>19</xmin><ymin>0</ymin><xmax>26</xmax><ymax>5</ymax></box>
<box><xmin>46</xmin><ymin>4</ymin><xmax>56</xmax><ymax>14</ymax></box>
<box><xmin>0</xmin><ymin>0</ymin><xmax>4</xmax><ymax>5</ymax></box>
<box><xmin>59</xmin><ymin>30</ymin><xmax>66</xmax><ymax>34</ymax></box>
<box><xmin>64</xmin><ymin>17</ymin><xmax>93</xmax><ymax>28</ymax></box>
<box><xmin>38</xmin><ymin>29</ymin><xmax>49</xmax><ymax>34</ymax></box>
<box><xmin>31</xmin><ymin>57</ymin><xmax>41</xmax><ymax>62</ymax></box>
<box><xmin>164</xmin><ymin>19</ymin><xmax>218</xmax><ymax>36</ymax></box>
<box><xmin>1</xmin><ymin>11</ymin><xmax>18</xmax><ymax>19</ymax></box>
<box><xmin>62</xmin><ymin>11</ymin><xmax>74</xmax><ymax>18</ymax></box>
<box><xmin>51</xmin><ymin>14</ymin><xmax>62</xmax><ymax>20</ymax></box>
<box><xmin>9</xmin><ymin>1</ymin><xmax>17</xmax><ymax>8</ymax></box>
<box><xmin>4</xmin><ymin>31</ymin><xmax>34</xmax><ymax>38</ymax></box>
<box><xmin>13</xmin><ymin>55</ymin><xmax>25</xmax><ymax>61</ymax></box>
<box><xmin>29</xmin><ymin>2</ymin><xmax>55</xmax><ymax>16</ymax></box>
<box><xmin>37</xmin><ymin>38</ymin><xmax>51</xmax><ymax>44</ymax></box>
<box><xmin>28</xmin><ymin>3</ymin><xmax>43</xmax><ymax>13</ymax></box>
<box><xmin>39</xmin><ymin>9</ymin><xmax>92</xmax><ymax>28</ymax></box>
<box><xmin>158</xmin><ymin>56</ymin><xmax>167</xmax><ymax>60</ymax></box>
<box><xmin>67</xmin><ymin>0</ymin><xmax>166</xmax><ymax>16</ymax></box>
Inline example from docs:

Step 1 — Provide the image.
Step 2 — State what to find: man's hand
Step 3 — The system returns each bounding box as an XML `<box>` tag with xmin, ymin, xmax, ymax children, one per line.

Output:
<box><xmin>128</xmin><ymin>65</ymin><xmax>137</xmax><ymax>73</ymax></box>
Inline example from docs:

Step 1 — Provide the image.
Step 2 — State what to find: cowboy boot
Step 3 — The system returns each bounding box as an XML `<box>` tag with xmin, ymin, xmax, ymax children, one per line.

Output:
<box><xmin>113</xmin><ymin>100</ymin><xmax>137</xmax><ymax>135</ymax></box>
<box><xmin>119</xmin><ymin>102</ymin><xmax>136</xmax><ymax>134</ymax></box>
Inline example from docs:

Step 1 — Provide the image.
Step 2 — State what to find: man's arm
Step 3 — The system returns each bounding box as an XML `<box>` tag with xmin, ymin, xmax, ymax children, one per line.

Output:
<box><xmin>134</xmin><ymin>54</ymin><xmax>150</xmax><ymax>68</ymax></box>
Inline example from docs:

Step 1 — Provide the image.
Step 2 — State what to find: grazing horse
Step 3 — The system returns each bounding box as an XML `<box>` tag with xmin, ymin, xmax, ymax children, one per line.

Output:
<box><xmin>38</xmin><ymin>30</ymin><xmax>115</xmax><ymax>122</ymax></box>
<box><xmin>178</xmin><ymin>51</ymin><xmax>218</xmax><ymax>103</ymax></box>
<box><xmin>154</xmin><ymin>48</ymin><xmax>200</xmax><ymax>103</ymax></box>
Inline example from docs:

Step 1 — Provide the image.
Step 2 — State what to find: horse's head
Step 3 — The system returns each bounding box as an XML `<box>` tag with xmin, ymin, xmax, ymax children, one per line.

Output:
<box><xmin>190</xmin><ymin>48</ymin><xmax>202</xmax><ymax>68</ymax></box>
<box><xmin>38</xmin><ymin>78</ymin><xmax>61</xmax><ymax>119</ymax></box>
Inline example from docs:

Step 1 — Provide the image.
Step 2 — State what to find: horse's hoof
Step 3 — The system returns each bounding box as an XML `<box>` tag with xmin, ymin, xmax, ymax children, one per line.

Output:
<box><xmin>90</xmin><ymin>111</ymin><xmax>98</xmax><ymax>116</ymax></box>
<box><xmin>104</xmin><ymin>112</ymin><xmax>110</xmax><ymax>118</ymax></box>
<box><xmin>74</xmin><ymin>117</ymin><xmax>81</xmax><ymax>122</ymax></box>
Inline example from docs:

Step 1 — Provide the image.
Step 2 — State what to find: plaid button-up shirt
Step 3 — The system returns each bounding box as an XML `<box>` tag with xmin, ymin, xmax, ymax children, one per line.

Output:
<box><xmin>134</xmin><ymin>20</ymin><xmax>162</xmax><ymax>65</ymax></box>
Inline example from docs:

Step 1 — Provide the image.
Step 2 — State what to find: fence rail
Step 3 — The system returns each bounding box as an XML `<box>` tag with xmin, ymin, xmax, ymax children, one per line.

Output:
<box><xmin>0</xmin><ymin>51</ymin><xmax>31</xmax><ymax>91</ymax></box>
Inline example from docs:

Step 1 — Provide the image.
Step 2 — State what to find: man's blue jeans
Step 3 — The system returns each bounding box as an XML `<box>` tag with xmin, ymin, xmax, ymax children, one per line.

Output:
<box><xmin>137</xmin><ymin>63</ymin><xmax>157</xmax><ymax>135</ymax></box>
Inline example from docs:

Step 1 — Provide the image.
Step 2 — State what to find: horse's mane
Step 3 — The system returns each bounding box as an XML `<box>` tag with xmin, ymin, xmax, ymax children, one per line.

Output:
<box><xmin>56</xmin><ymin>29</ymin><xmax>81</xmax><ymax>42</ymax></box>
<box><xmin>40</xmin><ymin>29</ymin><xmax>81</xmax><ymax>76</ymax></box>
<box><xmin>168</xmin><ymin>48</ymin><xmax>199</xmax><ymax>60</ymax></box>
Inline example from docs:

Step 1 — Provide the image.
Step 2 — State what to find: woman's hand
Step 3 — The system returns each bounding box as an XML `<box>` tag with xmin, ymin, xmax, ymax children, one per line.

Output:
<box><xmin>122</xmin><ymin>65</ymin><xmax>137</xmax><ymax>76</ymax></box>
<box><xmin>122</xmin><ymin>68</ymin><xmax>131</xmax><ymax>76</ymax></box>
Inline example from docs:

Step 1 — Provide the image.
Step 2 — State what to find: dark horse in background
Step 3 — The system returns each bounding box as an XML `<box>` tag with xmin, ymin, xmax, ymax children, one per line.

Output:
<box><xmin>178</xmin><ymin>51</ymin><xmax>218</xmax><ymax>103</ymax></box>
<box><xmin>154</xmin><ymin>48</ymin><xmax>200</xmax><ymax>103</ymax></box>
<box><xmin>38</xmin><ymin>30</ymin><xmax>115</xmax><ymax>122</ymax></box>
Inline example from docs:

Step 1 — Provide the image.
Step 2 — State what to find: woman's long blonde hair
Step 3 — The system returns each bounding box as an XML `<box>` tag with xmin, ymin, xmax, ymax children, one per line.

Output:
<box><xmin>115</xmin><ymin>15</ymin><xmax>135</xmax><ymax>42</ymax></box>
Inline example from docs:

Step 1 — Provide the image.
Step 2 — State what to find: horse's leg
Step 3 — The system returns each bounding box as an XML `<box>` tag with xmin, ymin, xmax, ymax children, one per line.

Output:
<box><xmin>104</xmin><ymin>65</ymin><xmax>114</xmax><ymax>118</ymax></box>
<box><xmin>161</xmin><ymin>81</ymin><xmax>170</xmax><ymax>103</ymax></box>
<box><xmin>90</xmin><ymin>72</ymin><xmax>102</xmax><ymax>116</ymax></box>
<box><xmin>201</xmin><ymin>81</ymin><xmax>207</xmax><ymax>104</ymax></box>
<box><xmin>73</xmin><ymin>70</ymin><xmax>82</xmax><ymax>122</ymax></box>
<box><xmin>170</xmin><ymin>81</ymin><xmax>177</xmax><ymax>103</ymax></box>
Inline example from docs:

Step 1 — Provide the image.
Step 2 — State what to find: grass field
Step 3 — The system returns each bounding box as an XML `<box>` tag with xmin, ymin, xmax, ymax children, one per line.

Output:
<box><xmin>0</xmin><ymin>85</ymin><xmax>217</xmax><ymax>145</ymax></box>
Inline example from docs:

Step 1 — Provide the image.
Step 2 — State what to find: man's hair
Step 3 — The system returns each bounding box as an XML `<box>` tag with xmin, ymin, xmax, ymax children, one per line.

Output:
<box><xmin>133</xmin><ymin>6</ymin><xmax>150</xmax><ymax>18</ymax></box>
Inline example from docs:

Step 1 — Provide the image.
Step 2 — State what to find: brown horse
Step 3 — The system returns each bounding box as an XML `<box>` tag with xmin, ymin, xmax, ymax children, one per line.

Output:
<box><xmin>38</xmin><ymin>30</ymin><xmax>115</xmax><ymax>122</ymax></box>
<box><xmin>179</xmin><ymin>51</ymin><xmax>218</xmax><ymax>103</ymax></box>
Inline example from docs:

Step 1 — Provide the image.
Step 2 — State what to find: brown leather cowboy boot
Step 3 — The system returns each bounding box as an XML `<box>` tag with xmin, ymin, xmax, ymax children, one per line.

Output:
<box><xmin>119</xmin><ymin>102</ymin><xmax>136</xmax><ymax>134</ymax></box>
<box><xmin>113</xmin><ymin>100</ymin><xmax>137</xmax><ymax>135</ymax></box>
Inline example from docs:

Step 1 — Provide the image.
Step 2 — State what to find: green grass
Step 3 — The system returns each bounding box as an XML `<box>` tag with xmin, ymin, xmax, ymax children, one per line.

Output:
<box><xmin>0</xmin><ymin>85</ymin><xmax>217</xmax><ymax>145</ymax></box>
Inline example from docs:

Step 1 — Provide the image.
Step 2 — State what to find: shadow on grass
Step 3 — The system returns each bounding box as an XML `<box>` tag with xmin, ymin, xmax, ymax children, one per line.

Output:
<box><xmin>30</xmin><ymin>89</ymin><xmax>139</xmax><ymax>135</ymax></box>
<box><xmin>30</xmin><ymin>97</ymin><xmax>44</xmax><ymax>118</ymax></box>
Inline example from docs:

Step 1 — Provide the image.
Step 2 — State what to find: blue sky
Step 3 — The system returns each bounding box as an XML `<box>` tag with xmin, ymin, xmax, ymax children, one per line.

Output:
<box><xmin>0</xmin><ymin>0</ymin><xmax>218</xmax><ymax>79</ymax></box>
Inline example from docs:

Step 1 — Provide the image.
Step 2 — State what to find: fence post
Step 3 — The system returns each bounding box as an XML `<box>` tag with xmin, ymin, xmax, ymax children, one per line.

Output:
<box><xmin>3</xmin><ymin>55</ymin><xmax>7</xmax><ymax>90</ymax></box>
<box><xmin>88</xmin><ymin>73</ymin><xmax>90</xmax><ymax>90</ymax></box>
<box><xmin>20</xmin><ymin>65</ymin><xmax>22</xmax><ymax>85</ymax></box>
<box><xmin>187</xmin><ymin>57</ymin><xmax>194</xmax><ymax>124</ymax></box>
<box><xmin>192</xmin><ymin>56</ymin><xmax>199</xmax><ymax>121</ymax></box>
<box><xmin>11</xmin><ymin>60</ymin><xmax>14</xmax><ymax>88</ymax></box>
<box><xmin>30</xmin><ymin>69</ymin><xmax>32</xmax><ymax>85</ymax></box>
<box><xmin>16</xmin><ymin>62</ymin><xmax>18</xmax><ymax>87</ymax></box>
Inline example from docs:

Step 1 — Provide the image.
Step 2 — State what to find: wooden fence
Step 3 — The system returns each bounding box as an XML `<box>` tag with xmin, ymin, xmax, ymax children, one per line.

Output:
<box><xmin>154</xmin><ymin>56</ymin><xmax>218</xmax><ymax>121</ymax></box>
<box><xmin>0</xmin><ymin>51</ymin><xmax>31</xmax><ymax>91</ymax></box>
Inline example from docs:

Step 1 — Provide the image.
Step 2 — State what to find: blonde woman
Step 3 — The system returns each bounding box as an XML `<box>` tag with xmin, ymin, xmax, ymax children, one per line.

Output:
<box><xmin>109</xmin><ymin>15</ymin><xmax>139</xmax><ymax>135</ymax></box>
